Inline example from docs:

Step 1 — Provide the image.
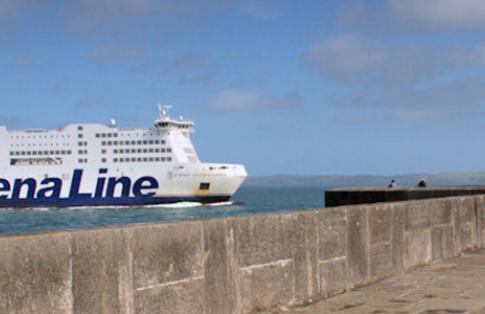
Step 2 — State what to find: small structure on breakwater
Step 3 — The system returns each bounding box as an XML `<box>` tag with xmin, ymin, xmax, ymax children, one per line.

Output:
<box><xmin>325</xmin><ymin>185</ymin><xmax>485</xmax><ymax>207</ymax></box>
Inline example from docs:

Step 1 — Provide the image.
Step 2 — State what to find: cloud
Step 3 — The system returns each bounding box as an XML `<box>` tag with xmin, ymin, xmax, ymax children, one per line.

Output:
<box><xmin>241</xmin><ymin>1</ymin><xmax>281</xmax><ymax>20</ymax></box>
<box><xmin>74</xmin><ymin>96</ymin><xmax>104</xmax><ymax>110</ymax></box>
<box><xmin>389</xmin><ymin>0</ymin><xmax>485</xmax><ymax>28</ymax></box>
<box><xmin>0</xmin><ymin>0</ymin><xmax>19</xmax><ymax>20</ymax></box>
<box><xmin>177</xmin><ymin>72</ymin><xmax>215</xmax><ymax>86</ymax></box>
<box><xmin>303</xmin><ymin>33</ymin><xmax>387</xmax><ymax>81</ymax></box>
<box><xmin>64</xmin><ymin>0</ymin><xmax>273</xmax><ymax>36</ymax></box>
<box><xmin>339</xmin><ymin>0</ymin><xmax>485</xmax><ymax>29</ymax></box>
<box><xmin>0</xmin><ymin>0</ymin><xmax>43</xmax><ymax>44</ymax></box>
<box><xmin>303</xmin><ymin>33</ymin><xmax>446</xmax><ymax>87</ymax></box>
<box><xmin>52</xmin><ymin>78</ymin><xmax>70</xmax><ymax>92</ymax></box>
<box><xmin>207</xmin><ymin>89</ymin><xmax>300</xmax><ymax>111</ymax></box>
<box><xmin>89</xmin><ymin>42</ymin><xmax>143</xmax><ymax>63</ymax></box>
<box><xmin>337</xmin><ymin>1</ymin><xmax>386</xmax><ymax>28</ymax></box>
<box><xmin>0</xmin><ymin>0</ymin><xmax>284</xmax><ymax>39</ymax></box>
<box><xmin>303</xmin><ymin>33</ymin><xmax>485</xmax><ymax>117</ymax></box>
<box><xmin>129</xmin><ymin>62</ymin><xmax>153</xmax><ymax>75</ymax></box>
<box><xmin>164</xmin><ymin>54</ymin><xmax>214</xmax><ymax>73</ymax></box>
<box><xmin>329</xmin><ymin>77</ymin><xmax>485</xmax><ymax>115</ymax></box>
<box><xmin>0</xmin><ymin>114</ymin><xmax>26</xmax><ymax>128</ymax></box>
<box><xmin>12</xmin><ymin>55</ymin><xmax>37</xmax><ymax>68</ymax></box>
<box><xmin>1</xmin><ymin>0</ymin><xmax>199</xmax><ymax>35</ymax></box>
<box><xmin>164</xmin><ymin>53</ymin><xmax>217</xmax><ymax>86</ymax></box>
<box><xmin>65</xmin><ymin>0</ymin><xmax>286</xmax><ymax>36</ymax></box>
<box><xmin>65</xmin><ymin>0</ymin><xmax>157</xmax><ymax>35</ymax></box>
<box><xmin>0</xmin><ymin>0</ymin><xmax>39</xmax><ymax>21</ymax></box>
<box><xmin>8</xmin><ymin>54</ymin><xmax>43</xmax><ymax>73</ymax></box>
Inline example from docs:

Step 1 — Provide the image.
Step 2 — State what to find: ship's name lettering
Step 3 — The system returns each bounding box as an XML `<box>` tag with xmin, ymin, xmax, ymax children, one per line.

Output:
<box><xmin>0</xmin><ymin>169</ymin><xmax>158</xmax><ymax>200</ymax></box>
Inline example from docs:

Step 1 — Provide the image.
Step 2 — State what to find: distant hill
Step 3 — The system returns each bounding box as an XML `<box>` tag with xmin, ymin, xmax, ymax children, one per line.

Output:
<box><xmin>243</xmin><ymin>172</ymin><xmax>485</xmax><ymax>188</ymax></box>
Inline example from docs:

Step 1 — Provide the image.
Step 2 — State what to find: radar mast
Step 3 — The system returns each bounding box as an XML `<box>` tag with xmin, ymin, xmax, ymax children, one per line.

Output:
<box><xmin>157</xmin><ymin>104</ymin><xmax>173</xmax><ymax>120</ymax></box>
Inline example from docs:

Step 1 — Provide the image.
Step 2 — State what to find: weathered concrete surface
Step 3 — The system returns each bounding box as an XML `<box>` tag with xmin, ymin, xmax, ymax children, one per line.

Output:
<box><xmin>0</xmin><ymin>233</ymin><xmax>73</xmax><ymax>314</ymax></box>
<box><xmin>1</xmin><ymin>193</ymin><xmax>485</xmax><ymax>313</ymax></box>
<box><xmin>326</xmin><ymin>186</ymin><xmax>485</xmax><ymax>207</ymax></box>
<box><xmin>71</xmin><ymin>228</ymin><xmax>132</xmax><ymax>314</ymax></box>
<box><xmin>266</xmin><ymin>248</ymin><xmax>485</xmax><ymax>314</ymax></box>
<box><xmin>130</xmin><ymin>222</ymin><xmax>206</xmax><ymax>314</ymax></box>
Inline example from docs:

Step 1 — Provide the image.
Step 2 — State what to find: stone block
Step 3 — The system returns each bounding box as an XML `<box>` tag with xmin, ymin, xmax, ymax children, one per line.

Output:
<box><xmin>405</xmin><ymin>200</ymin><xmax>431</xmax><ymax>231</ymax></box>
<box><xmin>202</xmin><ymin>219</ymin><xmax>238</xmax><ymax>314</ymax></box>
<box><xmin>292</xmin><ymin>211</ymin><xmax>319</xmax><ymax>301</ymax></box>
<box><xmin>346</xmin><ymin>206</ymin><xmax>369</xmax><ymax>285</ymax></box>
<box><xmin>391</xmin><ymin>203</ymin><xmax>405</xmax><ymax>270</ymax></box>
<box><xmin>431</xmin><ymin>226</ymin><xmax>454</xmax><ymax>261</ymax></box>
<box><xmin>405</xmin><ymin>199</ymin><xmax>452</xmax><ymax>232</ymax></box>
<box><xmin>404</xmin><ymin>229</ymin><xmax>431</xmax><ymax>268</ymax></box>
<box><xmin>369</xmin><ymin>243</ymin><xmax>393</xmax><ymax>280</ymax></box>
<box><xmin>319</xmin><ymin>207</ymin><xmax>346</xmax><ymax>221</ymax></box>
<box><xmin>134</xmin><ymin>277</ymin><xmax>205</xmax><ymax>314</ymax></box>
<box><xmin>319</xmin><ymin>258</ymin><xmax>347</xmax><ymax>296</ymax></box>
<box><xmin>455</xmin><ymin>222</ymin><xmax>475</xmax><ymax>253</ymax></box>
<box><xmin>475</xmin><ymin>195</ymin><xmax>485</xmax><ymax>247</ymax></box>
<box><xmin>452</xmin><ymin>197</ymin><xmax>478</xmax><ymax>252</ymax></box>
<box><xmin>233</xmin><ymin>213</ymin><xmax>296</xmax><ymax>268</ymax></box>
<box><xmin>428</xmin><ymin>198</ymin><xmax>452</xmax><ymax>226</ymax></box>
<box><xmin>452</xmin><ymin>197</ymin><xmax>476</xmax><ymax>223</ymax></box>
<box><xmin>240</xmin><ymin>260</ymin><xmax>295</xmax><ymax>313</ymax></box>
<box><xmin>71</xmin><ymin>228</ymin><xmax>132</xmax><ymax>314</ymax></box>
<box><xmin>0</xmin><ymin>233</ymin><xmax>72</xmax><ymax>314</ymax></box>
<box><xmin>319</xmin><ymin>208</ymin><xmax>347</xmax><ymax>261</ymax></box>
<box><xmin>130</xmin><ymin>222</ymin><xmax>204</xmax><ymax>290</ymax></box>
<box><xmin>369</xmin><ymin>205</ymin><xmax>392</xmax><ymax>245</ymax></box>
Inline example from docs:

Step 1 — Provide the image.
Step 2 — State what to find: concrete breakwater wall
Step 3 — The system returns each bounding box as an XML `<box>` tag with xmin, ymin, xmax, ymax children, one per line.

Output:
<box><xmin>1</xmin><ymin>195</ymin><xmax>485</xmax><ymax>313</ymax></box>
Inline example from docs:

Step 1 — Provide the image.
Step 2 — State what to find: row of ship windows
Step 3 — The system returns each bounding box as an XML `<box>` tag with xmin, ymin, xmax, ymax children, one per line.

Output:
<box><xmin>10</xmin><ymin>141</ymin><xmax>168</xmax><ymax>148</ymax></box>
<box><xmin>10</xmin><ymin>135</ymin><xmax>71</xmax><ymax>140</ymax></box>
<box><xmin>10</xmin><ymin>130</ymin><xmax>166</xmax><ymax>141</ymax></box>
<box><xmin>10</xmin><ymin>143</ymin><xmax>71</xmax><ymax>147</ymax></box>
<box><xmin>111</xmin><ymin>148</ymin><xmax>172</xmax><ymax>154</ymax></box>
<box><xmin>78</xmin><ymin>157</ymin><xmax>173</xmax><ymax>163</ymax></box>
<box><xmin>10</xmin><ymin>132</ymin><xmax>164</xmax><ymax>142</ymax></box>
<box><xmin>80</xmin><ymin>148</ymin><xmax>172</xmax><ymax>155</ymax></box>
<box><xmin>113</xmin><ymin>157</ymin><xmax>172</xmax><ymax>163</ymax></box>
<box><xmin>10</xmin><ymin>150</ymin><xmax>72</xmax><ymax>156</ymax></box>
<box><xmin>101</xmin><ymin>140</ymin><xmax>165</xmax><ymax>146</ymax></box>
<box><xmin>96</xmin><ymin>133</ymin><xmax>118</xmax><ymax>138</ymax></box>
<box><xmin>95</xmin><ymin>132</ymin><xmax>161</xmax><ymax>138</ymax></box>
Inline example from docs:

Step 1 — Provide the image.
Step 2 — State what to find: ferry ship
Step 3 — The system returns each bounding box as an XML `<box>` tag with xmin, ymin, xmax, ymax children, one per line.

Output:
<box><xmin>0</xmin><ymin>106</ymin><xmax>247</xmax><ymax>208</ymax></box>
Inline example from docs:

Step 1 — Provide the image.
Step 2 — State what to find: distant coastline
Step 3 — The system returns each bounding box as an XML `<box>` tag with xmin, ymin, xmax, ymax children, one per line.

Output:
<box><xmin>243</xmin><ymin>172</ymin><xmax>485</xmax><ymax>187</ymax></box>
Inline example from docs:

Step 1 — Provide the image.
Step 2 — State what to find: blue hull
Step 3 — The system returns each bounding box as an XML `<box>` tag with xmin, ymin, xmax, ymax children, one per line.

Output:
<box><xmin>0</xmin><ymin>195</ymin><xmax>232</xmax><ymax>209</ymax></box>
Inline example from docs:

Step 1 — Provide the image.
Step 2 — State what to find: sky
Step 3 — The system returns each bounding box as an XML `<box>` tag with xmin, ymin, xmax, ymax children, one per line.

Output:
<box><xmin>2</xmin><ymin>0</ymin><xmax>485</xmax><ymax>176</ymax></box>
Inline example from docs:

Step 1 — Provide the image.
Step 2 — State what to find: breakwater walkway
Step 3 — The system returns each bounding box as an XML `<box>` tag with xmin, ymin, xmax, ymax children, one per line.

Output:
<box><xmin>267</xmin><ymin>249</ymin><xmax>485</xmax><ymax>313</ymax></box>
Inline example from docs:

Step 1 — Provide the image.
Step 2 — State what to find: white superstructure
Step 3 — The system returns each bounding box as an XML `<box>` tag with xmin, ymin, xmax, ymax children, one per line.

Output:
<box><xmin>0</xmin><ymin>106</ymin><xmax>247</xmax><ymax>208</ymax></box>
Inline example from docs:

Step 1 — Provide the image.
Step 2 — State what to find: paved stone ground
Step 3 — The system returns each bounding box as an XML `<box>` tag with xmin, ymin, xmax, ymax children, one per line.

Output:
<box><xmin>265</xmin><ymin>249</ymin><xmax>485</xmax><ymax>314</ymax></box>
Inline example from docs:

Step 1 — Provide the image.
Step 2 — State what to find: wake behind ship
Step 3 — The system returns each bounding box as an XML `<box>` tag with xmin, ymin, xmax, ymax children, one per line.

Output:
<box><xmin>0</xmin><ymin>106</ymin><xmax>247</xmax><ymax>208</ymax></box>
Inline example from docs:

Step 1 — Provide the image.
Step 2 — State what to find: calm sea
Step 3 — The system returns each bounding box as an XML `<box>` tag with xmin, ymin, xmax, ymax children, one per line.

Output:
<box><xmin>0</xmin><ymin>186</ymin><xmax>326</xmax><ymax>234</ymax></box>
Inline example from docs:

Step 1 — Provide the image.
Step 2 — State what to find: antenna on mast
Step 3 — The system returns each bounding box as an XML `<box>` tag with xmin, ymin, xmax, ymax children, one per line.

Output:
<box><xmin>157</xmin><ymin>104</ymin><xmax>173</xmax><ymax>119</ymax></box>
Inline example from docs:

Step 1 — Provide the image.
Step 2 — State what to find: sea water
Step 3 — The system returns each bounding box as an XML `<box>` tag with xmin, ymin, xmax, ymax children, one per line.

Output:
<box><xmin>0</xmin><ymin>186</ymin><xmax>326</xmax><ymax>234</ymax></box>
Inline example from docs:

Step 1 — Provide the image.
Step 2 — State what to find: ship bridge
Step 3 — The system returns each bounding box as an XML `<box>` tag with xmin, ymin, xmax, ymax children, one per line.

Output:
<box><xmin>154</xmin><ymin>105</ymin><xmax>194</xmax><ymax>133</ymax></box>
